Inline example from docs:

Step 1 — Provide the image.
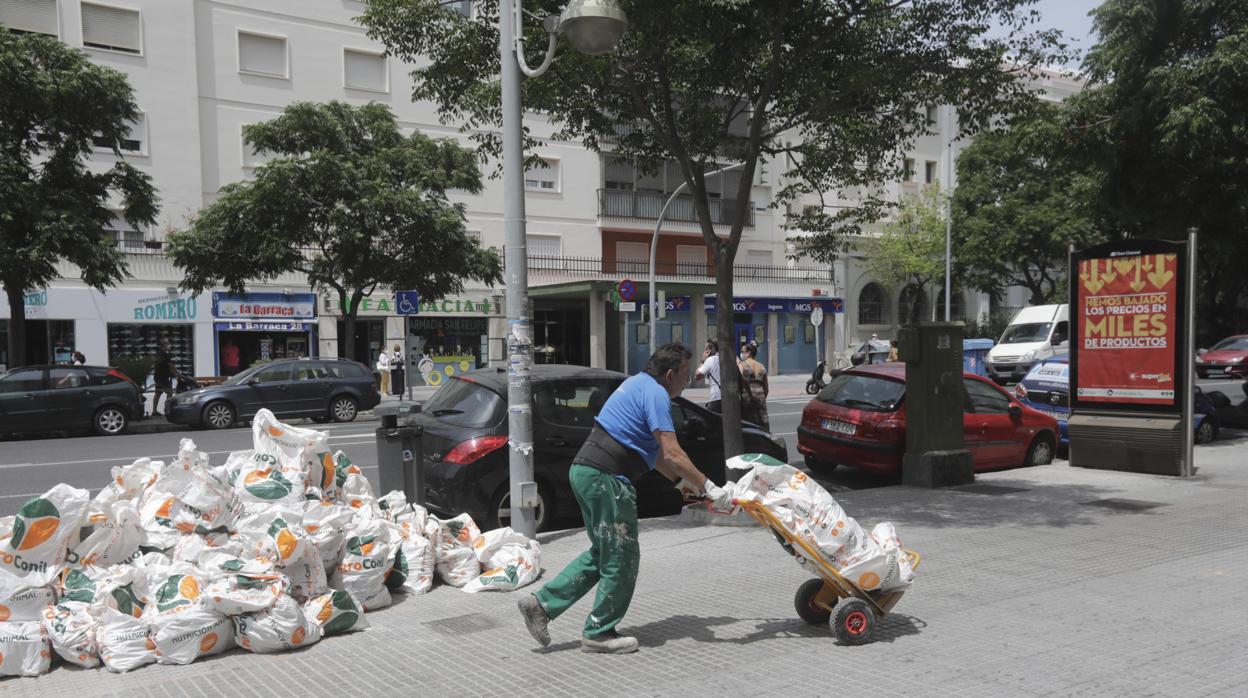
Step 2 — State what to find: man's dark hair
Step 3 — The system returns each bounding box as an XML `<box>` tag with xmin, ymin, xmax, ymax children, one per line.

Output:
<box><xmin>742</xmin><ymin>341</ymin><xmax>758</xmax><ymax>358</ymax></box>
<box><xmin>644</xmin><ymin>342</ymin><xmax>692</xmax><ymax>379</ymax></box>
<box><xmin>705</xmin><ymin>338</ymin><xmax>718</xmax><ymax>353</ymax></box>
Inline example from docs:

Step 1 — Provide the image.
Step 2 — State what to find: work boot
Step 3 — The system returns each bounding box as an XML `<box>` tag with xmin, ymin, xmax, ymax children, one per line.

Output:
<box><xmin>581</xmin><ymin>630</ymin><xmax>639</xmax><ymax>654</ymax></box>
<box><xmin>517</xmin><ymin>594</ymin><xmax>551</xmax><ymax>647</ymax></box>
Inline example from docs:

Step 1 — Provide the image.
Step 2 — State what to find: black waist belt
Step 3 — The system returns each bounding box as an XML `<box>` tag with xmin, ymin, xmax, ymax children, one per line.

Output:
<box><xmin>574</xmin><ymin>424</ymin><xmax>651</xmax><ymax>483</ymax></box>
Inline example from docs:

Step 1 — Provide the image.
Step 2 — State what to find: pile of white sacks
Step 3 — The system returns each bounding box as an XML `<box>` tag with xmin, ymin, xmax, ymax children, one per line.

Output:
<box><xmin>0</xmin><ymin>409</ymin><xmax>540</xmax><ymax>677</ymax></box>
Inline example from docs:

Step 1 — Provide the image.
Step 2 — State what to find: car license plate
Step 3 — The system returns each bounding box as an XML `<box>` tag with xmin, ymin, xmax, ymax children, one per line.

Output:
<box><xmin>821</xmin><ymin>418</ymin><xmax>856</xmax><ymax>435</ymax></box>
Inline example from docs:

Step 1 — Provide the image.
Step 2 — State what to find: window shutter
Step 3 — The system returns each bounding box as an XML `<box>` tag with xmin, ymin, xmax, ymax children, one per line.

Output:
<box><xmin>344</xmin><ymin>49</ymin><xmax>386</xmax><ymax>92</ymax></box>
<box><xmin>238</xmin><ymin>32</ymin><xmax>287</xmax><ymax>77</ymax></box>
<box><xmin>0</xmin><ymin>0</ymin><xmax>58</xmax><ymax>35</ymax></box>
<box><xmin>527</xmin><ymin>234</ymin><xmax>562</xmax><ymax>258</ymax></box>
<box><xmin>81</xmin><ymin>3</ymin><xmax>141</xmax><ymax>53</ymax></box>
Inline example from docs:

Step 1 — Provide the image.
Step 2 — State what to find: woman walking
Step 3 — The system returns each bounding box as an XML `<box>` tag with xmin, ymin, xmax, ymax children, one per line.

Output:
<box><xmin>738</xmin><ymin>341</ymin><xmax>769</xmax><ymax>431</ymax></box>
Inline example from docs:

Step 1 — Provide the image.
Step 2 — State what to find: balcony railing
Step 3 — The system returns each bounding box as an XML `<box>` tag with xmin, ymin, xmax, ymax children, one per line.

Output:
<box><xmin>598</xmin><ymin>189</ymin><xmax>754</xmax><ymax>227</ymax></box>
<box><xmin>521</xmin><ymin>255</ymin><xmax>831</xmax><ymax>283</ymax></box>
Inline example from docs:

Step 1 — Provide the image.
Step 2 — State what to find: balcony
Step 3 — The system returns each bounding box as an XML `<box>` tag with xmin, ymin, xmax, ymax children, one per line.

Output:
<box><xmin>598</xmin><ymin>189</ymin><xmax>754</xmax><ymax>228</ymax></box>
<box><xmin>521</xmin><ymin>255</ymin><xmax>831</xmax><ymax>285</ymax></box>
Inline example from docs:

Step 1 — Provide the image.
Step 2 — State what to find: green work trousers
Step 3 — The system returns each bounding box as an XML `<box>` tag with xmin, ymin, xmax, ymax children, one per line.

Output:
<box><xmin>534</xmin><ymin>463</ymin><xmax>640</xmax><ymax>638</ymax></box>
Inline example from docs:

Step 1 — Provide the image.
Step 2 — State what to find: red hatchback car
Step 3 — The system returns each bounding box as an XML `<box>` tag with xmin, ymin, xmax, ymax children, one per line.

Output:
<box><xmin>1196</xmin><ymin>335</ymin><xmax>1248</xmax><ymax>379</ymax></box>
<box><xmin>797</xmin><ymin>363</ymin><xmax>1059</xmax><ymax>476</ymax></box>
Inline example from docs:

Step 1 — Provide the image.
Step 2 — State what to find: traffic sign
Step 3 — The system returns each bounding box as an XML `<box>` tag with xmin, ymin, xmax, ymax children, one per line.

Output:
<box><xmin>396</xmin><ymin>290</ymin><xmax>420</xmax><ymax>315</ymax></box>
<box><xmin>618</xmin><ymin>279</ymin><xmax>637</xmax><ymax>302</ymax></box>
<box><xmin>811</xmin><ymin>306</ymin><xmax>824</xmax><ymax>327</ymax></box>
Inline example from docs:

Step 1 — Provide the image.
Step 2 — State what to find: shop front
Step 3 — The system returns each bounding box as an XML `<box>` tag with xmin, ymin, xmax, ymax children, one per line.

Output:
<box><xmin>319</xmin><ymin>294</ymin><xmax>402</xmax><ymax>368</ymax></box>
<box><xmin>704</xmin><ymin>296</ymin><xmax>843</xmax><ymax>375</ymax></box>
<box><xmin>404</xmin><ymin>294</ymin><xmax>505</xmax><ymax>387</ymax></box>
<box><xmin>623</xmin><ymin>295</ymin><xmax>694</xmax><ymax>375</ymax></box>
<box><xmin>212</xmin><ymin>292</ymin><xmax>317</xmax><ymax>375</ymax></box>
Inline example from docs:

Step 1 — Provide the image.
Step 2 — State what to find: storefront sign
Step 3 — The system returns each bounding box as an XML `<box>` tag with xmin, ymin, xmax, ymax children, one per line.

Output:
<box><xmin>24</xmin><ymin>290</ymin><xmax>47</xmax><ymax>306</ymax></box>
<box><xmin>322</xmin><ymin>293</ymin><xmax>500</xmax><ymax>316</ymax></box>
<box><xmin>1071</xmin><ymin>241</ymin><xmax>1185</xmax><ymax>409</ymax></box>
<box><xmin>702</xmin><ymin>296</ymin><xmax>844</xmax><ymax>313</ymax></box>
<box><xmin>407</xmin><ymin>316</ymin><xmax>489</xmax><ymax>333</ymax></box>
<box><xmin>132</xmin><ymin>294</ymin><xmax>199</xmax><ymax>321</ymax></box>
<box><xmin>213</xmin><ymin>292</ymin><xmax>317</xmax><ymax>320</ymax></box>
<box><xmin>216</xmin><ymin>321</ymin><xmax>314</xmax><ymax>332</ymax></box>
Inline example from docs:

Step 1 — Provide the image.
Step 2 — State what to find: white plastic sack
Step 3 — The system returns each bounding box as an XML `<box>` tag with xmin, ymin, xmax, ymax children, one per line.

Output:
<box><xmin>91</xmin><ymin>457</ymin><xmax>160</xmax><ymax>512</ymax></box>
<box><xmin>1</xmin><ymin>484</ymin><xmax>90</xmax><ymax>587</ymax></box>
<box><xmin>95</xmin><ymin>607</ymin><xmax>156</xmax><ymax>673</ymax></box>
<box><xmin>234</xmin><ymin>594</ymin><xmax>321</xmax><ymax>653</ymax></box>
<box><xmin>260</xmin><ymin>516</ymin><xmax>326</xmax><ymax>601</ymax></box>
<box><xmin>68</xmin><ymin>500</ymin><xmax>144</xmax><ymax>570</ymax></box>
<box><xmin>299</xmin><ymin>500</ymin><xmax>354</xmax><ymax>571</ymax></box>
<box><xmin>433</xmin><ymin>514</ymin><xmax>481</xmax><ymax>588</ymax></box>
<box><xmin>304</xmin><ymin>590</ymin><xmax>369</xmax><ymax>636</ymax></box>
<box><xmin>0</xmin><ymin>582</ymin><xmax>56</xmax><ymax>622</ymax></box>
<box><xmin>462</xmin><ymin>528</ymin><xmax>541</xmax><ymax>594</ymax></box>
<box><xmin>95</xmin><ymin>566</ymin><xmax>149</xmax><ymax>619</ymax></box>
<box><xmin>0</xmin><ymin>621</ymin><xmax>51</xmax><ymax>677</ymax></box>
<box><xmin>147</xmin><ymin>563</ymin><xmax>207</xmax><ymax>623</ymax></box>
<box><xmin>41</xmin><ymin>600</ymin><xmax>99</xmax><ymax>667</ymax></box>
<box><xmin>330</xmin><ymin>519</ymin><xmax>394</xmax><ymax>611</ymax></box>
<box><xmin>152</xmin><ymin>606</ymin><xmax>234</xmax><ymax>665</ymax></box>
<box><xmin>338</xmin><ymin>466</ymin><xmax>375</xmax><ymax>512</ymax></box>
<box><xmin>250</xmin><ymin>410</ymin><xmax>335</xmax><ymax>500</ymax></box>
<box><xmin>383</xmin><ymin>523</ymin><xmax>434</xmax><ymax>595</ymax></box>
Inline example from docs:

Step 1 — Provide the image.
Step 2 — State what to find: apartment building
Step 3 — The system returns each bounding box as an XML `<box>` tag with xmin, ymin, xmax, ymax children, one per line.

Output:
<box><xmin>0</xmin><ymin>0</ymin><xmax>1082</xmax><ymax>378</ymax></box>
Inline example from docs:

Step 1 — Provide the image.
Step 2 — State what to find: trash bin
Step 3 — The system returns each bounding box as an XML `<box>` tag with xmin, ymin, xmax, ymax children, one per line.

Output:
<box><xmin>962</xmin><ymin>338</ymin><xmax>994</xmax><ymax>378</ymax></box>
<box><xmin>374</xmin><ymin>402</ymin><xmax>423</xmax><ymax>505</ymax></box>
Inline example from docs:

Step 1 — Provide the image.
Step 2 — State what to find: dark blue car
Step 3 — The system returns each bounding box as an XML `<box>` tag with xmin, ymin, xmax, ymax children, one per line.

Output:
<box><xmin>1015</xmin><ymin>355</ymin><xmax>1218</xmax><ymax>445</ymax></box>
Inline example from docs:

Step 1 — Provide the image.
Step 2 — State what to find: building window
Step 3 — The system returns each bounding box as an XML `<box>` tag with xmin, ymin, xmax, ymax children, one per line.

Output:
<box><xmin>343</xmin><ymin>48</ymin><xmax>387</xmax><ymax>92</ymax></box>
<box><xmin>524</xmin><ymin>158</ymin><xmax>560</xmax><ymax>192</ymax></box>
<box><xmin>527</xmin><ymin>233</ymin><xmax>561</xmax><ymax>258</ymax></box>
<box><xmin>924</xmin><ymin>161</ymin><xmax>938</xmax><ymax>184</ymax></box>
<box><xmin>81</xmin><ymin>3</ymin><xmax>142</xmax><ymax>54</ymax></box>
<box><xmin>464</xmin><ymin>230</ymin><xmax>481</xmax><ymax>244</ymax></box>
<box><xmin>903</xmin><ymin>158</ymin><xmax>916</xmax><ymax>182</ymax></box>
<box><xmin>0</xmin><ymin>0</ymin><xmax>58</xmax><ymax>36</ymax></box>
<box><xmin>93</xmin><ymin>112</ymin><xmax>146</xmax><ymax>154</ymax></box>
<box><xmin>898</xmin><ymin>284</ymin><xmax>927</xmax><ymax>325</ymax></box>
<box><xmin>935</xmin><ymin>287</ymin><xmax>965</xmax><ymax>321</ymax></box>
<box><xmin>238</xmin><ymin>31</ymin><xmax>288</xmax><ymax>79</ymax></box>
<box><xmin>925</xmin><ymin>104</ymin><xmax>937</xmax><ymax>127</ymax></box>
<box><xmin>445</xmin><ymin>1</ymin><xmax>472</xmax><ymax>17</ymax></box>
<box><xmin>858</xmin><ymin>282</ymin><xmax>888</xmax><ymax>326</ymax></box>
<box><xmin>104</xmin><ymin>212</ymin><xmax>144</xmax><ymax>251</ymax></box>
<box><xmin>241</xmin><ymin>123</ymin><xmax>273</xmax><ymax>169</ymax></box>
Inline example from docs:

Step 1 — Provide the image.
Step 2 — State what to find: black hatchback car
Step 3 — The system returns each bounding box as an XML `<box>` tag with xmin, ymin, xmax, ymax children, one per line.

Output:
<box><xmin>166</xmin><ymin>357</ymin><xmax>380</xmax><ymax>429</ymax></box>
<box><xmin>0</xmin><ymin>365</ymin><xmax>143</xmax><ymax>437</ymax></box>
<box><xmin>414</xmin><ymin>365</ymin><xmax>789</xmax><ymax>532</ymax></box>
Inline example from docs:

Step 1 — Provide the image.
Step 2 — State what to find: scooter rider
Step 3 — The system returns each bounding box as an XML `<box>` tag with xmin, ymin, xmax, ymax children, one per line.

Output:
<box><xmin>517</xmin><ymin>343</ymin><xmax>733</xmax><ymax>654</ymax></box>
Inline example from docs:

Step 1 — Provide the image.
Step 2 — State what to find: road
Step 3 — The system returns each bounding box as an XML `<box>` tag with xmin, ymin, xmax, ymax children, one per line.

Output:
<box><xmin>2</xmin><ymin>376</ymin><xmax>1241</xmax><ymax>518</ymax></box>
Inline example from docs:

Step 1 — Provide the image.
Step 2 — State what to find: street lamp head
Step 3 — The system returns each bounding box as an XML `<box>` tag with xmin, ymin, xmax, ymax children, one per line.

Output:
<box><xmin>559</xmin><ymin>0</ymin><xmax>627</xmax><ymax>56</ymax></box>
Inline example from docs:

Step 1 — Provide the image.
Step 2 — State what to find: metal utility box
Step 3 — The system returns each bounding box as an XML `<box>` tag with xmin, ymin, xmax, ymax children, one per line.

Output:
<box><xmin>900</xmin><ymin>322</ymin><xmax>973</xmax><ymax>487</ymax></box>
<box><xmin>375</xmin><ymin>402</ymin><xmax>424</xmax><ymax>505</ymax></box>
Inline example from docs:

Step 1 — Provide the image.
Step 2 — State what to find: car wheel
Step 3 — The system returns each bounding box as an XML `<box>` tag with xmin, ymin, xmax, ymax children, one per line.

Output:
<box><xmin>831</xmin><ymin>598</ymin><xmax>875</xmax><ymax>645</ymax></box>
<box><xmin>330</xmin><ymin>396</ymin><xmax>358</xmax><ymax>423</ymax></box>
<box><xmin>203</xmin><ymin>401</ymin><xmax>235</xmax><ymax>430</ymax></box>
<box><xmin>804</xmin><ymin>454</ymin><xmax>838</xmax><ymax>474</ymax></box>
<box><xmin>1026</xmin><ymin>434</ymin><xmax>1055</xmax><ymax>466</ymax></box>
<box><xmin>1195</xmin><ymin>419</ymin><xmax>1217</xmax><ymax>444</ymax></box>
<box><xmin>794</xmin><ymin>578</ymin><xmax>835</xmax><ymax>625</ymax></box>
<box><xmin>488</xmin><ymin>481</ymin><xmax>554</xmax><ymax>533</ymax></box>
<box><xmin>93</xmin><ymin>406</ymin><xmax>128</xmax><ymax>436</ymax></box>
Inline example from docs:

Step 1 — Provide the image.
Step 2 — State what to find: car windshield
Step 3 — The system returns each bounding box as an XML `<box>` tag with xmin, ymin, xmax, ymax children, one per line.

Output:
<box><xmin>422</xmin><ymin>377</ymin><xmax>504</xmax><ymax>428</ymax></box>
<box><xmin>999</xmin><ymin>322</ymin><xmax>1052</xmax><ymax>344</ymax></box>
<box><xmin>1211</xmin><ymin>337</ymin><xmax>1248</xmax><ymax>351</ymax></box>
<box><xmin>817</xmin><ymin>373</ymin><xmax>905</xmax><ymax>412</ymax></box>
<box><xmin>223</xmin><ymin>365</ymin><xmax>262</xmax><ymax>385</ymax></box>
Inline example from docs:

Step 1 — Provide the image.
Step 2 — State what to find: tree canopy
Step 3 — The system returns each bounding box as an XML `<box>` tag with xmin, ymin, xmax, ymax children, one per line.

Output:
<box><xmin>0</xmin><ymin>28</ymin><xmax>157</xmax><ymax>367</ymax></box>
<box><xmin>1067</xmin><ymin>0</ymin><xmax>1248</xmax><ymax>341</ymax></box>
<box><xmin>952</xmin><ymin>101</ymin><xmax>1102</xmax><ymax>306</ymax></box>
<box><xmin>360</xmin><ymin>0</ymin><xmax>1064</xmax><ymax>455</ymax></box>
<box><xmin>167</xmin><ymin>101</ymin><xmax>502</xmax><ymax>360</ymax></box>
<box><xmin>866</xmin><ymin>184</ymin><xmax>948</xmax><ymax>324</ymax></box>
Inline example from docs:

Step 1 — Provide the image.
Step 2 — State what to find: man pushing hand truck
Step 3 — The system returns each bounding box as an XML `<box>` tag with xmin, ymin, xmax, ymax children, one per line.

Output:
<box><xmin>517</xmin><ymin>343</ymin><xmax>733</xmax><ymax>654</ymax></box>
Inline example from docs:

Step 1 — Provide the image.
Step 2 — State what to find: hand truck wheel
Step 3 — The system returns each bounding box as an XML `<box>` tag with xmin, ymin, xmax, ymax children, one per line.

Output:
<box><xmin>794</xmin><ymin>578</ymin><xmax>835</xmax><ymax>625</ymax></box>
<box><xmin>831</xmin><ymin>598</ymin><xmax>875</xmax><ymax>645</ymax></box>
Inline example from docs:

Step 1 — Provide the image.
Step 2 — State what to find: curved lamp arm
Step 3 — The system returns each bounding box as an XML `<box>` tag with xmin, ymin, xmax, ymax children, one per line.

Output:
<box><xmin>514</xmin><ymin>0</ymin><xmax>559</xmax><ymax>78</ymax></box>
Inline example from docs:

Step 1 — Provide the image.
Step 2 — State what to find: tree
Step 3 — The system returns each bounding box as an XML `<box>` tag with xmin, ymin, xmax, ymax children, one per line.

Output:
<box><xmin>865</xmin><ymin>184</ymin><xmax>947</xmax><ymax>325</ymax></box>
<box><xmin>360</xmin><ymin>0</ymin><xmax>1063</xmax><ymax>456</ymax></box>
<box><xmin>167</xmin><ymin>101</ymin><xmax>502</xmax><ymax>360</ymax></box>
<box><xmin>952</xmin><ymin>101</ymin><xmax>1102</xmax><ymax>306</ymax></box>
<box><xmin>1067</xmin><ymin>0</ymin><xmax>1248</xmax><ymax>344</ymax></box>
<box><xmin>0</xmin><ymin>28</ymin><xmax>157</xmax><ymax>367</ymax></box>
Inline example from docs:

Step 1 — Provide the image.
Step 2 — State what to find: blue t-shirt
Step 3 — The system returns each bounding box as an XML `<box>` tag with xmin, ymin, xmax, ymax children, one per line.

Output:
<box><xmin>594</xmin><ymin>372</ymin><xmax>674</xmax><ymax>471</ymax></box>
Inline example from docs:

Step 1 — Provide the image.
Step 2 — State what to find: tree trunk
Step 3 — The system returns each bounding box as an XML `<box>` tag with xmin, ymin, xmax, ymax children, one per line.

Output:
<box><xmin>5</xmin><ymin>283</ymin><xmax>28</xmax><ymax>368</ymax></box>
<box><xmin>715</xmin><ymin>249</ymin><xmax>744</xmax><ymax>459</ymax></box>
<box><xmin>338</xmin><ymin>289</ymin><xmax>357</xmax><ymax>362</ymax></box>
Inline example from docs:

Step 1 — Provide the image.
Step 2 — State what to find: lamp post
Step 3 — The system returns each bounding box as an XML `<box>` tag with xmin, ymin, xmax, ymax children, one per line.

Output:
<box><xmin>499</xmin><ymin>0</ymin><xmax>626</xmax><ymax>538</ymax></box>
<box><xmin>647</xmin><ymin>163</ymin><xmax>744</xmax><ymax>358</ymax></box>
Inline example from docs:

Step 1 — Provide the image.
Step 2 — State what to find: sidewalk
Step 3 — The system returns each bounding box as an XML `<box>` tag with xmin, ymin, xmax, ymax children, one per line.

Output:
<box><xmin>16</xmin><ymin>432</ymin><xmax>1246</xmax><ymax>697</ymax></box>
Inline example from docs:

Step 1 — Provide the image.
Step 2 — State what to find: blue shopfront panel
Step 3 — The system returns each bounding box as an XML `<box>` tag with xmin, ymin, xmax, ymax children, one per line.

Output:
<box><xmin>778</xmin><ymin>312</ymin><xmax>816</xmax><ymax>374</ymax></box>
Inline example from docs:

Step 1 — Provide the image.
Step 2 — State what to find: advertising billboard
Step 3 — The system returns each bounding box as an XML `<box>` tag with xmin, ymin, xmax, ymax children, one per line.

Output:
<box><xmin>1070</xmin><ymin>239</ymin><xmax>1188</xmax><ymax>412</ymax></box>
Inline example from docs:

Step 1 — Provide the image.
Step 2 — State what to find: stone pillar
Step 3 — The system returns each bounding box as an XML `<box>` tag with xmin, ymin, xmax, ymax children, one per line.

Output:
<box><xmin>767</xmin><ymin>313</ymin><xmax>779</xmax><ymax>375</ymax></box>
<box><xmin>588</xmin><ymin>290</ymin><xmax>606</xmax><ymax>369</ymax></box>
<box><xmin>691</xmin><ymin>293</ymin><xmax>708</xmax><ymax>386</ymax></box>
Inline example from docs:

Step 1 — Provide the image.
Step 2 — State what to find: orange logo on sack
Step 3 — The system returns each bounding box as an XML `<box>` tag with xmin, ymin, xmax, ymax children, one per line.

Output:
<box><xmin>267</xmin><ymin>425</ymin><xmax>284</xmax><ymax>438</ymax></box>
<box><xmin>199</xmin><ymin>633</ymin><xmax>217</xmax><ymax>652</ymax></box>
<box><xmin>275</xmin><ymin>528</ymin><xmax>298</xmax><ymax>561</ymax></box>
<box><xmin>10</xmin><ymin>497</ymin><xmax>61</xmax><ymax>551</ymax></box>
<box><xmin>858</xmin><ymin>572</ymin><xmax>880</xmax><ymax>589</ymax></box>
<box><xmin>145</xmin><ymin>637</ymin><xmax>156</xmax><ymax>651</ymax></box>
<box><xmin>0</xmin><ymin>605</ymin><xmax>9</xmax><ymax>621</ymax></box>
<box><xmin>291</xmin><ymin>627</ymin><xmax>306</xmax><ymax>645</ymax></box>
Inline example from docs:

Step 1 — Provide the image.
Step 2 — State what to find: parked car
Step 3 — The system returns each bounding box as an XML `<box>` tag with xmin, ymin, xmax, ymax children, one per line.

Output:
<box><xmin>986</xmin><ymin>304</ymin><xmax>1070</xmax><ymax>385</ymax></box>
<box><xmin>1196</xmin><ymin>335</ymin><xmax>1248</xmax><ymax>379</ymax></box>
<box><xmin>1016</xmin><ymin>354</ymin><xmax>1221</xmax><ymax>445</ymax></box>
<box><xmin>165</xmin><ymin>358</ymin><xmax>380</xmax><ymax>429</ymax></box>
<box><xmin>797</xmin><ymin>363</ymin><xmax>1059</xmax><ymax>477</ymax></box>
<box><xmin>0</xmin><ymin>365</ymin><xmax>143</xmax><ymax>437</ymax></box>
<box><xmin>413</xmin><ymin>365</ymin><xmax>789</xmax><ymax>532</ymax></box>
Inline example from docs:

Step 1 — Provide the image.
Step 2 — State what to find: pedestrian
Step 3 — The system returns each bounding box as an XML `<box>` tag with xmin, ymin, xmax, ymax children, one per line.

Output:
<box><xmin>221</xmin><ymin>339</ymin><xmax>240</xmax><ymax>376</ymax></box>
<box><xmin>151</xmin><ymin>340</ymin><xmax>180</xmax><ymax>417</ymax></box>
<box><xmin>517</xmin><ymin>343</ymin><xmax>732</xmax><ymax>654</ymax></box>
<box><xmin>376</xmin><ymin>346</ymin><xmax>391</xmax><ymax>396</ymax></box>
<box><xmin>738</xmin><ymin>341</ymin><xmax>769</xmax><ymax>431</ymax></box>
<box><xmin>695</xmin><ymin>338</ymin><xmax>722</xmax><ymax>412</ymax></box>
<box><xmin>71</xmin><ymin>350</ymin><xmax>86</xmax><ymax>366</ymax></box>
<box><xmin>390</xmin><ymin>344</ymin><xmax>404</xmax><ymax>396</ymax></box>
<box><xmin>887</xmin><ymin>339</ymin><xmax>899</xmax><ymax>362</ymax></box>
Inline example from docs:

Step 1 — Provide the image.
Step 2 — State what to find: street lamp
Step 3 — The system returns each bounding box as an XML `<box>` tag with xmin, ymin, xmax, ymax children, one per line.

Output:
<box><xmin>499</xmin><ymin>0</ymin><xmax>627</xmax><ymax>537</ymax></box>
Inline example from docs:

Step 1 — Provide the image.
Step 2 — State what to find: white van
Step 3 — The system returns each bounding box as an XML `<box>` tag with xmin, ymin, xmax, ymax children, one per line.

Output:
<box><xmin>986</xmin><ymin>304</ymin><xmax>1069</xmax><ymax>384</ymax></box>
